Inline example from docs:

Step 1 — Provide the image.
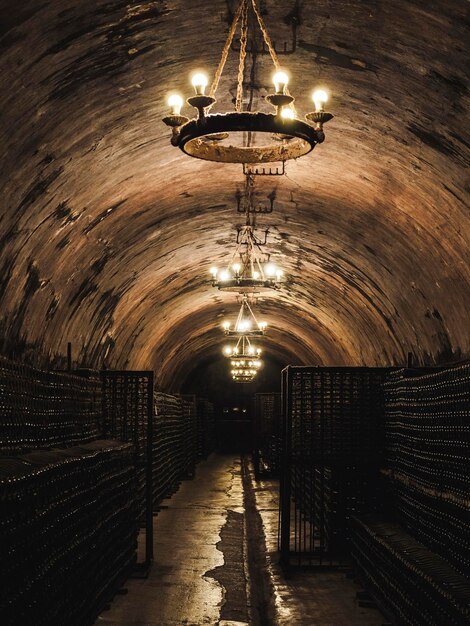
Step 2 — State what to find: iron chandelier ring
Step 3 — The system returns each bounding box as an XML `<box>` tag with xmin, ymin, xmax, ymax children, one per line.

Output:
<box><xmin>174</xmin><ymin>112</ymin><xmax>320</xmax><ymax>164</ymax></box>
<box><xmin>213</xmin><ymin>278</ymin><xmax>281</xmax><ymax>293</ymax></box>
<box><xmin>225</xmin><ymin>330</ymin><xmax>265</xmax><ymax>337</ymax></box>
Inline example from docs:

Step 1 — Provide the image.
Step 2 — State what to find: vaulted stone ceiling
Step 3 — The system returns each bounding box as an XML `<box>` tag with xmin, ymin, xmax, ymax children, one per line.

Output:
<box><xmin>0</xmin><ymin>0</ymin><xmax>468</xmax><ymax>390</ymax></box>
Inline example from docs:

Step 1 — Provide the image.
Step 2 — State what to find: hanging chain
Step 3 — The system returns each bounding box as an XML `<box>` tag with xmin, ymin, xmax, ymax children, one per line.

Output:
<box><xmin>209</xmin><ymin>0</ymin><xmax>245</xmax><ymax>99</ymax></box>
<box><xmin>245</xmin><ymin>173</ymin><xmax>254</xmax><ymax>224</ymax></box>
<box><xmin>235</xmin><ymin>0</ymin><xmax>248</xmax><ymax>112</ymax></box>
<box><xmin>245</xmin><ymin>297</ymin><xmax>262</xmax><ymax>328</ymax></box>
<box><xmin>236</xmin><ymin>297</ymin><xmax>246</xmax><ymax>328</ymax></box>
<box><xmin>249</xmin><ymin>0</ymin><xmax>281</xmax><ymax>70</ymax></box>
<box><xmin>250</xmin><ymin>0</ymin><xmax>296</xmax><ymax>112</ymax></box>
<box><xmin>210</xmin><ymin>0</ymin><xmax>294</xmax><ymax>112</ymax></box>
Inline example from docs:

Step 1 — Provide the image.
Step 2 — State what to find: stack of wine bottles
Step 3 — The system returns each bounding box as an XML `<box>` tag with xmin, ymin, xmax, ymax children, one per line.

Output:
<box><xmin>153</xmin><ymin>393</ymin><xmax>186</xmax><ymax>507</ymax></box>
<box><xmin>101</xmin><ymin>370</ymin><xmax>152</xmax><ymax>524</ymax></box>
<box><xmin>181</xmin><ymin>396</ymin><xmax>197</xmax><ymax>478</ymax></box>
<box><xmin>289</xmin><ymin>367</ymin><xmax>388</xmax><ymax>463</ymax></box>
<box><xmin>351</xmin><ymin>364</ymin><xmax>470</xmax><ymax>624</ymax></box>
<box><xmin>195</xmin><ymin>397</ymin><xmax>216</xmax><ymax>458</ymax></box>
<box><xmin>0</xmin><ymin>440</ymin><xmax>138</xmax><ymax>626</ymax></box>
<box><xmin>351</xmin><ymin>516</ymin><xmax>470</xmax><ymax>626</ymax></box>
<box><xmin>383</xmin><ymin>365</ymin><xmax>470</xmax><ymax>574</ymax></box>
<box><xmin>0</xmin><ymin>356</ymin><xmax>102</xmax><ymax>455</ymax></box>
<box><xmin>254</xmin><ymin>392</ymin><xmax>281</xmax><ymax>477</ymax></box>
<box><xmin>279</xmin><ymin>366</ymin><xmax>391</xmax><ymax>565</ymax></box>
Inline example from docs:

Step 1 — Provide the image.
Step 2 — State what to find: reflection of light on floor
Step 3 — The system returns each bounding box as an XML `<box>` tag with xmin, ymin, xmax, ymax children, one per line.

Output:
<box><xmin>251</xmin><ymin>474</ymin><xmax>385</xmax><ymax>626</ymax></box>
<box><xmin>253</xmin><ymin>478</ymin><xmax>294</xmax><ymax>623</ymax></box>
<box><xmin>97</xmin><ymin>455</ymin><xmax>240</xmax><ymax>625</ymax></box>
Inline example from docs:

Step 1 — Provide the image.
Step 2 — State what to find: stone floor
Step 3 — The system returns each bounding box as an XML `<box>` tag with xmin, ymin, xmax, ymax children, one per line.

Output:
<box><xmin>251</xmin><ymin>477</ymin><xmax>386</xmax><ymax>626</ymax></box>
<box><xmin>95</xmin><ymin>454</ymin><xmax>386</xmax><ymax>626</ymax></box>
<box><xmin>96</xmin><ymin>455</ymin><xmax>249</xmax><ymax>626</ymax></box>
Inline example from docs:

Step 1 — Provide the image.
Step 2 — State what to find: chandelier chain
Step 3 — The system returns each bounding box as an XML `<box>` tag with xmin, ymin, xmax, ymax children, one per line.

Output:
<box><xmin>249</xmin><ymin>0</ymin><xmax>281</xmax><ymax>70</ymax></box>
<box><xmin>209</xmin><ymin>0</ymin><xmax>245</xmax><ymax>100</ymax></box>
<box><xmin>236</xmin><ymin>0</ymin><xmax>249</xmax><ymax>112</ymax></box>
<box><xmin>249</xmin><ymin>0</ymin><xmax>296</xmax><ymax>112</ymax></box>
<box><xmin>245</xmin><ymin>173</ymin><xmax>256</xmax><ymax>224</ymax></box>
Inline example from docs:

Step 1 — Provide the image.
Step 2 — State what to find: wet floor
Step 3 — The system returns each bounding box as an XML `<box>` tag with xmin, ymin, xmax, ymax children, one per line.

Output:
<box><xmin>95</xmin><ymin>454</ymin><xmax>385</xmax><ymax>626</ymax></box>
<box><xmin>252</xmin><ymin>478</ymin><xmax>386</xmax><ymax>626</ymax></box>
<box><xmin>96</xmin><ymin>455</ymin><xmax>248</xmax><ymax>626</ymax></box>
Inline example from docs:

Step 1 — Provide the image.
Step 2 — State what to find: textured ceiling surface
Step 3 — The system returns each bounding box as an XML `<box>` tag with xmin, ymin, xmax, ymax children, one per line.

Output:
<box><xmin>0</xmin><ymin>0</ymin><xmax>468</xmax><ymax>390</ymax></box>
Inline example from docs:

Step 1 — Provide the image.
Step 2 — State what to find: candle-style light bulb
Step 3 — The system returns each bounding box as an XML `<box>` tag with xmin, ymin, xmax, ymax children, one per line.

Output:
<box><xmin>210</xmin><ymin>267</ymin><xmax>218</xmax><ymax>278</ymax></box>
<box><xmin>191</xmin><ymin>72</ymin><xmax>209</xmax><ymax>95</ymax></box>
<box><xmin>265</xmin><ymin>263</ymin><xmax>277</xmax><ymax>277</ymax></box>
<box><xmin>167</xmin><ymin>94</ymin><xmax>183</xmax><ymax>115</ymax></box>
<box><xmin>273</xmin><ymin>71</ymin><xmax>289</xmax><ymax>94</ymax></box>
<box><xmin>312</xmin><ymin>89</ymin><xmax>329</xmax><ymax>112</ymax></box>
<box><xmin>232</xmin><ymin>263</ymin><xmax>241</xmax><ymax>274</ymax></box>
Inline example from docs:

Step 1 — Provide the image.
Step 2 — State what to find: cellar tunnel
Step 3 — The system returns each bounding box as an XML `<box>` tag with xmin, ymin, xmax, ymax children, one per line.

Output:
<box><xmin>0</xmin><ymin>0</ymin><xmax>469</xmax><ymax>625</ymax></box>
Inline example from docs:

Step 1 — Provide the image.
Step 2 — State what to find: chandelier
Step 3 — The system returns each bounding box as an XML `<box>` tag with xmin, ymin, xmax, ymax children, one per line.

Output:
<box><xmin>223</xmin><ymin>334</ymin><xmax>262</xmax><ymax>358</ymax></box>
<box><xmin>232</xmin><ymin>368</ymin><xmax>258</xmax><ymax>383</ymax></box>
<box><xmin>231</xmin><ymin>367</ymin><xmax>259</xmax><ymax>383</ymax></box>
<box><xmin>163</xmin><ymin>0</ymin><xmax>333</xmax><ymax>165</ymax></box>
<box><xmin>222</xmin><ymin>296</ymin><xmax>267</xmax><ymax>337</ymax></box>
<box><xmin>223</xmin><ymin>324</ymin><xmax>263</xmax><ymax>383</ymax></box>
<box><xmin>211</xmin><ymin>175</ymin><xmax>283</xmax><ymax>293</ymax></box>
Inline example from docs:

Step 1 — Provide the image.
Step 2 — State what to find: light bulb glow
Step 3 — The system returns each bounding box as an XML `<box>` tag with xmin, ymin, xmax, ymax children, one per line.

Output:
<box><xmin>168</xmin><ymin>94</ymin><xmax>183</xmax><ymax>115</ymax></box>
<box><xmin>220</xmin><ymin>270</ymin><xmax>230</xmax><ymax>282</ymax></box>
<box><xmin>252</xmin><ymin>271</ymin><xmax>260</xmax><ymax>280</ymax></box>
<box><xmin>265</xmin><ymin>263</ymin><xmax>277</xmax><ymax>277</ymax></box>
<box><xmin>223</xmin><ymin>321</ymin><xmax>230</xmax><ymax>331</ymax></box>
<box><xmin>312</xmin><ymin>89</ymin><xmax>328</xmax><ymax>111</ymax></box>
<box><xmin>276</xmin><ymin>269</ymin><xmax>283</xmax><ymax>279</ymax></box>
<box><xmin>259</xmin><ymin>321</ymin><xmax>267</xmax><ymax>331</ymax></box>
<box><xmin>232</xmin><ymin>263</ymin><xmax>241</xmax><ymax>274</ymax></box>
<box><xmin>281</xmin><ymin>107</ymin><xmax>294</xmax><ymax>120</ymax></box>
<box><xmin>223</xmin><ymin>345</ymin><xmax>232</xmax><ymax>355</ymax></box>
<box><xmin>191</xmin><ymin>72</ymin><xmax>208</xmax><ymax>95</ymax></box>
<box><xmin>238</xmin><ymin>319</ymin><xmax>251</xmax><ymax>331</ymax></box>
<box><xmin>210</xmin><ymin>267</ymin><xmax>218</xmax><ymax>278</ymax></box>
<box><xmin>273</xmin><ymin>71</ymin><xmax>289</xmax><ymax>94</ymax></box>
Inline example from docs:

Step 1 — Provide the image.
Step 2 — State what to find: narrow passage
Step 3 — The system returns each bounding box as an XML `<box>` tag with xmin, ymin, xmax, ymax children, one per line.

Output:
<box><xmin>96</xmin><ymin>454</ymin><xmax>386</xmax><ymax>626</ymax></box>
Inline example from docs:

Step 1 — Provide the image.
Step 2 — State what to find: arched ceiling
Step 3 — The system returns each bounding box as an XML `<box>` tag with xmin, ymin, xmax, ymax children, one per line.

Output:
<box><xmin>0</xmin><ymin>0</ymin><xmax>468</xmax><ymax>391</ymax></box>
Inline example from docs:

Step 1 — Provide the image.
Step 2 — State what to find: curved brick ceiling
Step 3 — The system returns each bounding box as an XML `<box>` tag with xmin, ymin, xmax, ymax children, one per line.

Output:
<box><xmin>0</xmin><ymin>0</ymin><xmax>468</xmax><ymax>390</ymax></box>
